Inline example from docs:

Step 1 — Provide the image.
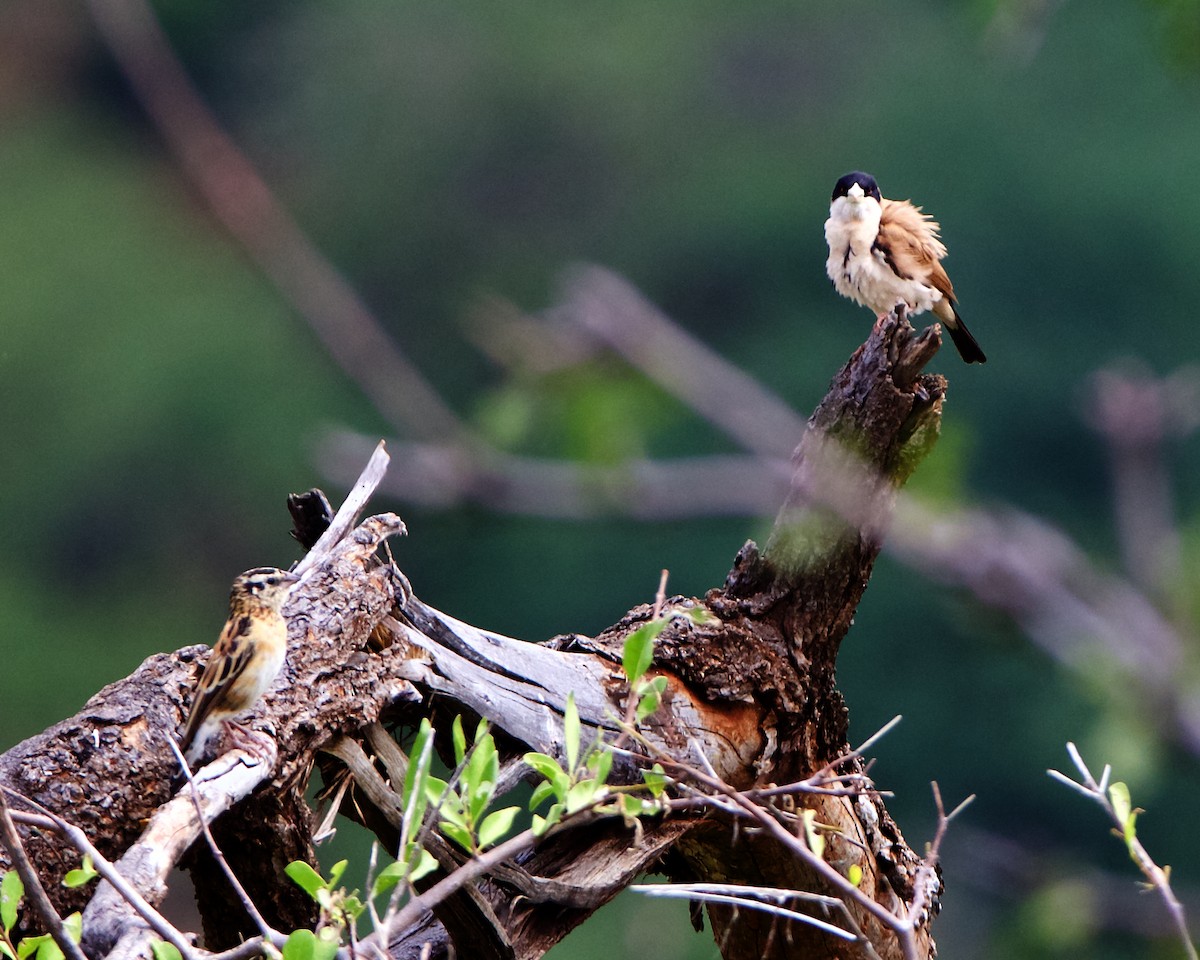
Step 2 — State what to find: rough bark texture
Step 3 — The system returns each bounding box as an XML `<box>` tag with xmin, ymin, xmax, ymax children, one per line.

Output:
<box><xmin>0</xmin><ymin>312</ymin><xmax>947</xmax><ymax>960</ymax></box>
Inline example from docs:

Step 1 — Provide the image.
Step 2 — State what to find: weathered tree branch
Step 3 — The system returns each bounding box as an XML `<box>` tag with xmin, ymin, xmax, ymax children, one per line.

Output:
<box><xmin>0</xmin><ymin>310</ymin><xmax>947</xmax><ymax>960</ymax></box>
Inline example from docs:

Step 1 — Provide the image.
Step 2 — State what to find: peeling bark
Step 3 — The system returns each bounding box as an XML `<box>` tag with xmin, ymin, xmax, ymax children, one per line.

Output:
<box><xmin>1</xmin><ymin>312</ymin><xmax>947</xmax><ymax>960</ymax></box>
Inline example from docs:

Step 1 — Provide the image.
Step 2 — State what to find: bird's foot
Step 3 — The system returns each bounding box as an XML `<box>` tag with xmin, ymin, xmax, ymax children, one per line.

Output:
<box><xmin>222</xmin><ymin>721</ymin><xmax>277</xmax><ymax>767</ymax></box>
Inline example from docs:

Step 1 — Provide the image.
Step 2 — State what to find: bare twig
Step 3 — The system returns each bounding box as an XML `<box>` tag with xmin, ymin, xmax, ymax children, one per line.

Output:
<box><xmin>652</xmin><ymin>569</ymin><xmax>669</xmax><ymax>619</ymax></box>
<box><xmin>367</xmin><ymin>826</ymin><xmax>541</xmax><ymax>952</ymax></box>
<box><xmin>2</xmin><ymin>792</ymin><xmax>196</xmax><ymax>960</ymax></box>
<box><xmin>633</xmin><ymin>882</ymin><xmax>866</xmax><ymax>946</ymax></box>
<box><xmin>0</xmin><ymin>792</ymin><xmax>89</xmax><ymax>960</ymax></box>
<box><xmin>639</xmin><ymin>882</ymin><xmax>885</xmax><ymax>959</ymax></box>
<box><xmin>167</xmin><ymin>738</ymin><xmax>278</xmax><ymax>943</ymax></box>
<box><xmin>293</xmin><ymin>440</ymin><xmax>398</xmax><ymax>577</ymax></box>
<box><xmin>652</xmin><ymin>751</ymin><xmax>909</xmax><ymax>940</ymax></box>
<box><xmin>906</xmin><ymin>783</ymin><xmax>973</xmax><ymax>933</ymax></box>
<box><xmin>1049</xmin><ymin>743</ymin><xmax>1198</xmax><ymax>960</ymax></box>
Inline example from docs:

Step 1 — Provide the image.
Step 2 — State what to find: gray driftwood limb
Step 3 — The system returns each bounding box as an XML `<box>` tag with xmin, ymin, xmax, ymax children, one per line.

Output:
<box><xmin>0</xmin><ymin>310</ymin><xmax>947</xmax><ymax>960</ymax></box>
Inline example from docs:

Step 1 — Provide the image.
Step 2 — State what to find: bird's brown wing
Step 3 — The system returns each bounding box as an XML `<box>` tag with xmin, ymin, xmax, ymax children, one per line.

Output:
<box><xmin>179</xmin><ymin>614</ymin><xmax>255</xmax><ymax>750</ymax></box>
<box><xmin>877</xmin><ymin>199</ymin><xmax>955</xmax><ymax>302</ymax></box>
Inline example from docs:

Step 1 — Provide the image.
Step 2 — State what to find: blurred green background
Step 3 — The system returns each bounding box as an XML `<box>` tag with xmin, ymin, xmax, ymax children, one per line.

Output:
<box><xmin>3</xmin><ymin>0</ymin><xmax>1200</xmax><ymax>956</ymax></box>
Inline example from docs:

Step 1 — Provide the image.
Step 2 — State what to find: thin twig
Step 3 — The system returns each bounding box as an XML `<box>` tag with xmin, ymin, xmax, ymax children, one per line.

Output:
<box><xmin>0</xmin><ymin>792</ymin><xmax>90</xmax><ymax>960</ymax></box>
<box><xmin>906</xmin><ymin>783</ymin><xmax>973</xmax><ymax>932</ymax></box>
<box><xmin>2</xmin><ymin>792</ymin><xmax>196</xmax><ymax>959</ymax></box>
<box><xmin>634</xmin><ymin>883</ymin><xmax>858</xmax><ymax>941</ymax></box>
<box><xmin>652</xmin><ymin>569</ymin><xmax>669</xmax><ymax>619</ymax></box>
<box><xmin>167</xmin><ymin>738</ymin><xmax>278</xmax><ymax>943</ymax></box>
<box><xmin>293</xmin><ymin>440</ymin><xmax>398</xmax><ymax>577</ymax></box>
<box><xmin>653</xmin><ymin>753</ymin><xmax>907</xmax><ymax>936</ymax></box>
<box><xmin>368</xmin><ymin>826</ymin><xmax>541</xmax><ymax>951</ymax></box>
<box><xmin>1048</xmin><ymin>745</ymin><xmax>1198</xmax><ymax>960</ymax></box>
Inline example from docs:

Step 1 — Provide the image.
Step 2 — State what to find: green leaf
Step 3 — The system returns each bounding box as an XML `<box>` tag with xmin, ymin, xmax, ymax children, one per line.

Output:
<box><xmin>528</xmin><ymin>780</ymin><xmax>557</xmax><ymax>811</ymax></box>
<box><xmin>636</xmin><ymin>676</ymin><xmax>669</xmax><ymax>721</ymax></box>
<box><xmin>283</xmin><ymin>929</ymin><xmax>338</xmax><ymax>960</ymax></box>
<box><xmin>1109</xmin><ymin>781</ymin><xmax>1132</xmax><ymax>826</ymax></box>
<box><xmin>325</xmin><ymin>860</ymin><xmax>348</xmax><ymax>891</ymax></box>
<box><xmin>409</xmin><ymin>847</ymin><xmax>438</xmax><ymax>883</ymax></box>
<box><xmin>465</xmin><ymin>734</ymin><xmax>499</xmax><ymax>822</ymax></box>
<box><xmin>440</xmin><ymin>822</ymin><xmax>474</xmax><ymax>853</ymax></box>
<box><xmin>423</xmin><ymin>776</ymin><xmax>450</xmax><ymax>809</ymax></box>
<box><xmin>313</xmin><ymin>929</ymin><xmax>339</xmax><ymax>960</ymax></box>
<box><xmin>149</xmin><ymin>941</ymin><xmax>183</xmax><ymax>960</ymax></box>
<box><xmin>34</xmin><ymin>937</ymin><xmax>63</xmax><ymax>960</ymax></box>
<box><xmin>636</xmin><ymin>691</ymin><xmax>660</xmax><ymax>721</ymax></box>
<box><xmin>523</xmin><ymin>752</ymin><xmax>568</xmax><ymax>794</ymax></box>
<box><xmin>60</xmin><ymin>915</ymin><xmax>81</xmax><ymax>945</ymax></box>
<box><xmin>17</xmin><ymin>934</ymin><xmax>47</xmax><ymax>960</ymax></box>
<box><xmin>62</xmin><ymin>855</ymin><xmax>97</xmax><ymax>890</ymax></box>
<box><xmin>566</xmin><ymin>779</ymin><xmax>601</xmax><ymax>815</ymax></box>
<box><xmin>536</xmin><ymin>801</ymin><xmax>567</xmax><ymax>836</ymax></box>
<box><xmin>848</xmin><ymin>864</ymin><xmax>863</xmax><ymax>887</ymax></box>
<box><xmin>564</xmin><ymin>694</ymin><xmax>581</xmax><ymax>775</ymax></box>
<box><xmin>589</xmin><ymin>747</ymin><xmax>613</xmax><ymax>786</ymax></box>
<box><xmin>371</xmin><ymin>861</ymin><xmax>407</xmax><ymax>900</ymax></box>
<box><xmin>401</xmin><ymin>724</ymin><xmax>434</xmax><ymax>843</ymax></box>
<box><xmin>435</xmin><ymin>794</ymin><xmax>469</xmax><ymax>830</ymax></box>
<box><xmin>452</xmin><ymin>715</ymin><xmax>467</xmax><ymax>767</ymax></box>
<box><xmin>642</xmin><ymin>764</ymin><xmax>668</xmax><ymax>797</ymax></box>
<box><xmin>373</xmin><ymin>843</ymin><xmax>438</xmax><ymax>897</ymax></box>
<box><xmin>478</xmin><ymin>806</ymin><xmax>520</xmax><ymax>849</ymax></box>
<box><xmin>1</xmin><ymin>943</ymin><xmax>16</xmax><ymax>960</ymax></box>
<box><xmin>280</xmin><ymin>926</ymin><xmax>338</xmax><ymax>960</ymax></box>
<box><xmin>284</xmin><ymin>861</ymin><xmax>327</xmax><ymax>900</ymax></box>
<box><xmin>622</xmin><ymin>619</ymin><xmax>665</xmax><ymax>685</ymax></box>
<box><xmin>341</xmin><ymin>894</ymin><xmax>366</xmax><ymax>922</ymax></box>
<box><xmin>1</xmin><ymin>869</ymin><xmax>23</xmax><ymax>933</ymax></box>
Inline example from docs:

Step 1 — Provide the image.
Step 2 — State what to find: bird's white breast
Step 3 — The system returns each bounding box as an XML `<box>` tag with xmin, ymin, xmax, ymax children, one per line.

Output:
<box><xmin>825</xmin><ymin>202</ymin><xmax>941</xmax><ymax>317</ymax></box>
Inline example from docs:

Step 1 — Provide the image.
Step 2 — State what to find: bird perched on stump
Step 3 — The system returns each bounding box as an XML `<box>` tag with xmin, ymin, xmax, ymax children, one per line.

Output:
<box><xmin>179</xmin><ymin>566</ymin><xmax>300</xmax><ymax>766</ymax></box>
<box><xmin>824</xmin><ymin>171</ymin><xmax>986</xmax><ymax>364</ymax></box>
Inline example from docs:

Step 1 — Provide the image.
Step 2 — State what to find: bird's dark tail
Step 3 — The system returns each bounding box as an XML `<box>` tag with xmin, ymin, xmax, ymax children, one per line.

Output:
<box><xmin>945</xmin><ymin>309</ymin><xmax>986</xmax><ymax>364</ymax></box>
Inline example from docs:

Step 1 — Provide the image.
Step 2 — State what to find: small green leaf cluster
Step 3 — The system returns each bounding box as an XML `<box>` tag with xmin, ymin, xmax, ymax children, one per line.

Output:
<box><xmin>1107</xmin><ymin>781</ymin><xmax>1144</xmax><ymax>861</ymax></box>
<box><xmin>622</xmin><ymin>620</ymin><xmax>669</xmax><ymax>721</ymax></box>
<box><xmin>425</xmin><ymin>717</ymin><xmax>520</xmax><ymax>856</ymax></box>
<box><xmin>283</xmin><ymin>859</ymin><xmax>364</xmax><ymax>960</ymax></box>
<box><xmin>523</xmin><ymin>694</ymin><xmax>668</xmax><ymax>837</ymax></box>
<box><xmin>1</xmin><ymin>865</ymin><xmax>89</xmax><ymax>960</ymax></box>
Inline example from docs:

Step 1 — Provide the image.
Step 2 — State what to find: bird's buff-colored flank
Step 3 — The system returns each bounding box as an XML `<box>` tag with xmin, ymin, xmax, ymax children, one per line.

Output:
<box><xmin>824</xmin><ymin>171</ymin><xmax>986</xmax><ymax>364</ymax></box>
<box><xmin>179</xmin><ymin>566</ymin><xmax>300</xmax><ymax>765</ymax></box>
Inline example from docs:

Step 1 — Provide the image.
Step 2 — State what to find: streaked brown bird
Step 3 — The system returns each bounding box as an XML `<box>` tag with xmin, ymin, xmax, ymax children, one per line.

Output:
<box><xmin>179</xmin><ymin>566</ymin><xmax>299</xmax><ymax>765</ymax></box>
<box><xmin>824</xmin><ymin>171</ymin><xmax>986</xmax><ymax>364</ymax></box>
